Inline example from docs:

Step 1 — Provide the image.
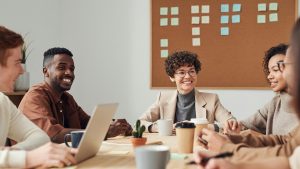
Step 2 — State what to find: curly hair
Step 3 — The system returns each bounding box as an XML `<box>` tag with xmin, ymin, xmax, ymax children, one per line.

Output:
<box><xmin>43</xmin><ymin>47</ymin><xmax>73</xmax><ymax>67</ymax></box>
<box><xmin>0</xmin><ymin>26</ymin><xmax>24</xmax><ymax>66</ymax></box>
<box><xmin>165</xmin><ymin>51</ymin><xmax>201</xmax><ymax>77</ymax></box>
<box><xmin>262</xmin><ymin>43</ymin><xmax>288</xmax><ymax>77</ymax></box>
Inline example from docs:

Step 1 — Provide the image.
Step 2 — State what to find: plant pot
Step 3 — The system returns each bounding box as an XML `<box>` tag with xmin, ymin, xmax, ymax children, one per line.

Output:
<box><xmin>130</xmin><ymin>137</ymin><xmax>147</xmax><ymax>148</ymax></box>
<box><xmin>15</xmin><ymin>71</ymin><xmax>30</xmax><ymax>91</ymax></box>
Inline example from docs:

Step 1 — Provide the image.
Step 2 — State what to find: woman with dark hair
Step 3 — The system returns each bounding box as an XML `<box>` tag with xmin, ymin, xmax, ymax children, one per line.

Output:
<box><xmin>194</xmin><ymin>18</ymin><xmax>300</xmax><ymax>169</ymax></box>
<box><xmin>225</xmin><ymin>44</ymin><xmax>299</xmax><ymax>135</ymax></box>
<box><xmin>140</xmin><ymin>51</ymin><xmax>236</xmax><ymax>132</ymax></box>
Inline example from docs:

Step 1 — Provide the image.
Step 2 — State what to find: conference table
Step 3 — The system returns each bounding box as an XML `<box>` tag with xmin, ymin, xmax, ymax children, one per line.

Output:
<box><xmin>65</xmin><ymin>133</ymin><xmax>198</xmax><ymax>169</ymax></box>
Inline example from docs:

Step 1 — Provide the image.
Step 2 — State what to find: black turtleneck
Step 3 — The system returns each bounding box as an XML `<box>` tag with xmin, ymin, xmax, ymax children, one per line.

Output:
<box><xmin>175</xmin><ymin>89</ymin><xmax>196</xmax><ymax>122</ymax></box>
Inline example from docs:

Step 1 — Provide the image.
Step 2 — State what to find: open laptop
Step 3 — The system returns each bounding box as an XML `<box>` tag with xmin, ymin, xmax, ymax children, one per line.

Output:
<box><xmin>75</xmin><ymin>103</ymin><xmax>118</xmax><ymax>163</ymax></box>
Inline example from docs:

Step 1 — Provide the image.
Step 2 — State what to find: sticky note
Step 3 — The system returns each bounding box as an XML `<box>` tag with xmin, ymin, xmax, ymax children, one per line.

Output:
<box><xmin>257</xmin><ymin>15</ymin><xmax>266</xmax><ymax>23</ymax></box>
<box><xmin>201</xmin><ymin>16</ymin><xmax>210</xmax><ymax>24</ymax></box>
<box><xmin>201</xmin><ymin>5</ymin><xmax>210</xmax><ymax>13</ymax></box>
<box><xmin>191</xmin><ymin>5</ymin><xmax>199</xmax><ymax>14</ymax></box>
<box><xmin>232</xmin><ymin>15</ymin><xmax>240</xmax><ymax>23</ymax></box>
<box><xmin>161</xmin><ymin>50</ymin><xmax>168</xmax><ymax>58</ymax></box>
<box><xmin>171</xmin><ymin>18</ymin><xmax>179</xmax><ymax>26</ymax></box>
<box><xmin>269</xmin><ymin>13</ymin><xmax>278</xmax><ymax>22</ymax></box>
<box><xmin>160</xmin><ymin>7</ymin><xmax>168</xmax><ymax>15</ymax></box>
<box><xmin>192</xmin><ymin>27</ymin><xmax>200</xmax><ymax>36</ymax></box>
<box><xmin>192</xmin><ymin>16</ymin><xmax>200</xmax><ymax>24</ymax></box>
<box><xmin>171</xmin><ymin>7</ymin><xmax>179</xmax><ymax>15</ymax></box>
<box><xmin>232</xmin><ymin>4</ymin><xmax>241</xmax><ymax>12</ymax></box>
<box><xmin>220</xmin><ymin>27</ymin><xmax>229</xmax><ymax>36</ymax></box>
<box><xmin>160</xmin><ymin>39</ymin><xmax>168</xmax><ymax>47</ymax></box>
<box><xmin>221</xmin><ymin>15</ymin><xmax>229</xmax><ymax>24</ymax></box>
<box><xmin>258</xmin><ymin>3</ymin><xmax>267</xmax><ymax>11</ymax></box>
<box><xmin>160</xmin><ymin>18</ymin><xmax>168</xmax><ymax>26</ymax></box>
<box><xmin>221</xmin><ymin>4</ymin><xmax>229</xmax><ymax>12</ymax></box>
<box><xmin>269</xmin><ymin>3</ymin><xmax>278</xmax><ymax>11</ymax></box>
<box><xmin>192</xmin><ymin>38</ymin><xmax>201</xmax><ymax>46</ymax></box>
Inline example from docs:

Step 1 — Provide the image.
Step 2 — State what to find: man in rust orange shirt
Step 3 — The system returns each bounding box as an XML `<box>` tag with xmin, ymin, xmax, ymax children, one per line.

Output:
<box><xmin>19</xmin><ymin>47</ymin><xmax>132</xmax><ymax>143</ymax></box>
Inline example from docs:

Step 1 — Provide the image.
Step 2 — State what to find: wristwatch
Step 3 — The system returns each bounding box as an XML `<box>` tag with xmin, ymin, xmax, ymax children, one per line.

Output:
<box><xmin>214</xmin><ymin>124</ymin><xmax>220</xmax><ymax>132</ymax></box>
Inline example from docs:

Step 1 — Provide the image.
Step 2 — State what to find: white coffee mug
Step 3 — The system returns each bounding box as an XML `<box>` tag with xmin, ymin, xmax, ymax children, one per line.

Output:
<box><xmin>157</xmin><ymin>119</ymin><xmax>173</xmax><ymax>136</ymax></box>
<box><xmin>135</xmin><ymin>145</ymin><xmax>170</xmax><ymax>169</ymax></box>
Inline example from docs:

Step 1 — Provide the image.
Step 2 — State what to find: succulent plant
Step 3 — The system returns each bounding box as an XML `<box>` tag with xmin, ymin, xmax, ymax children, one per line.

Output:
<box><xmin>132</xmin><ymin>120</ymin><xmax>145</xmax><ymax>138</ymax></box>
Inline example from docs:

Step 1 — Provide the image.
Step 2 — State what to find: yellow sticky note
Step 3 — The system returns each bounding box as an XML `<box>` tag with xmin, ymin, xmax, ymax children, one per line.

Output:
<box><xmin>160</xmin><ymin>18</ymin><xmax>168</xmax><ymax>26</ymax></box>
<box><xmin>257</xmin><ymin>15</ymin><xmax>266</xmax><ymax>23</ymax></box>
<box><xmin>201</xmin><ymin>16</ymin><xmax>209</xmax><ymax>24</ymax></box>
<box><xmin>171</xmin><ymin>7</ymin><xmax>179</xmax><ymax>15</ymax></box>
<box><xmin>191</xmin><ymin>5</ymin><xmax>199</xmax><ymax>14</ymax></box>
<box><xmin>192</xmin><ymin>16</ymin><xmax>200</xmax><ymax>24</ymax></box>
<box><xmin>192</xmin><ymin>38</ymin><xmax>201</xmax><ymax>46</ymax></box>
<box><xmin>269</xmin><ymin>13</ymin><xmax>278</xmax><ymax>22</ymax></box>
<box><xmin>160</xmin><ymin>39</ymin><xmax>168</xmax><ymax>47</ymax></box>
<box><xmin>171</xmin><ymin>18</ymin><xmax>179</xmax><ymax>26</ymax></box>
<box><xmin>201</xmin><ymin>5</ymin><xmax>210</xmax><ymax>13</ymax></box>
<box><xmin>160</xmin><ymin>7</ymin><xmax>168</xmax><ymax>15</ymax></box>
<box><xmin>192</xmin><ymin>27</ymin><xmax>200</xmax><ymax>36</ymax></box>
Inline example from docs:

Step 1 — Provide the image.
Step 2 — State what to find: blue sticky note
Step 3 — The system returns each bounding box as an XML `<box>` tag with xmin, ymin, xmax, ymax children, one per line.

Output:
<box><xmin>232</xmin><ymin>15</ymin><xmax>240</xmax><ymax>23</ymax></box>
<box><xmin>221</xmin><ymin>4</ymin><xmax>229</xmax><ymax>13</ymax></box>
<box><xmin>232</xmin><ymin>4</ymin><xmax>241</xmax><ymax>12</ymax></box>
<box><xmin>221</xmin><ymin>27</ymin><xmax>229</xmax><ymax>36</ymax></box>
<box><xmin>221</xmin><ymin>15</ymin><xmax>229</xmax><ymax>24</ymax></box>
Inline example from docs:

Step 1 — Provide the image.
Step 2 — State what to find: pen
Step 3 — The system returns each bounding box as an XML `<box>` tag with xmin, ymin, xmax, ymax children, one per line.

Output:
<box><xmin>186</xmin><ymin>152</ymin><xmax>233</xmax><ymax>165</ymax></box>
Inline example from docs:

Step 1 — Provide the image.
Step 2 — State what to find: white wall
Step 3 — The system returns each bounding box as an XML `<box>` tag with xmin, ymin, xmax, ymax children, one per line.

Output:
<box><xmin>1</xmin><ymin>0</ymin><xmax>299</xmax><ymax>124</ymax></box>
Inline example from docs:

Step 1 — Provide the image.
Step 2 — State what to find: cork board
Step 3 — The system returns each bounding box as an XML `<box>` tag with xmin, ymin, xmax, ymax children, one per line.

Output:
<box><xmin>151</xmin><ymin>0</ymin><xmax>298</xmax><ymax>88</ymax></box>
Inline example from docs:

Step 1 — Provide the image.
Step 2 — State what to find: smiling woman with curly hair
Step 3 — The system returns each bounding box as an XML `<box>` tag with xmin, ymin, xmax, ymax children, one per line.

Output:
<box><xmin>140</xmin><ymin>50</ymin><xmax>236</xmax><ymax>133</ymax></box>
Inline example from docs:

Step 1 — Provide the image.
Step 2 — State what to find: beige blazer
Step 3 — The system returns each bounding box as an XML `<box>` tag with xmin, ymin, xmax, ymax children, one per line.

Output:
<box><xmin>139</xmin><ymin>90</ymin><xmax>234</xmax><ymax>131</ymax></box>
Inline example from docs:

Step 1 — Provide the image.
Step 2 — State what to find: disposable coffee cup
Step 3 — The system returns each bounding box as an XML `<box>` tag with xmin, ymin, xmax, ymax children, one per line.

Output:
<box><xmin>191</xmin><ymin>118</ymin><xmax>209</xmax><ymax>151</ymax></box>
<box><xmin>157</xmin><ymin>119</ymin><xmax>173</xmax><ymax>136</ymax></box>
<box><xmin>135</xmin><ymin>145</ymin><xmax>170</xmax><ymax>169</ymax></box>
<box><xmin>175</xmin><ymin>122</ymin><xmax>195</xmax><ymax>153</ymax></box>
<box><xmin>64</xmin><ymin>130</ymin><xmax>85</xmax><ymax>148</ymax></box>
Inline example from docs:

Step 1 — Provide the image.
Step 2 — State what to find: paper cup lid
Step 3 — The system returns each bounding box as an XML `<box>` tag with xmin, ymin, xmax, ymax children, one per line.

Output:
<box><xmin>175</xmin><ymin>122</ymin><xmax>195</xmax><ymax>128</ymax></box>
<box><xmin>190</xmin><ymin>118</ymin><xmax>209</xmax><ymax>124</ymax></box>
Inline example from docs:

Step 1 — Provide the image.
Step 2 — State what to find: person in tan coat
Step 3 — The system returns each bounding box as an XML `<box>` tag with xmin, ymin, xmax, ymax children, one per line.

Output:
<box><xmin>140</xmin><ymin>51</ymin><xmax>236</xmax><ymax>132</ymax></box>
<box><xmin>194</xmin><ymin>17</ymin><xmax>300</xmax><ymax>168</ymax></box>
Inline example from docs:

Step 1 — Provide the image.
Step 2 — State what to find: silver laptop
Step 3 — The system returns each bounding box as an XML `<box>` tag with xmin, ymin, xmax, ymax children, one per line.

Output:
<box><xmin>75</xmin><ymin>103</ymin><xmax>118</xmax><ymax>163</ymax></box>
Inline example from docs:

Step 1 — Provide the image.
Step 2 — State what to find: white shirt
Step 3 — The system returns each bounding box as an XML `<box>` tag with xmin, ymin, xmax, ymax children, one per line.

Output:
<box><xmin>0</xmin><ymin>92</ymin><xmax>49</xmax><ymax>168</ymax></box>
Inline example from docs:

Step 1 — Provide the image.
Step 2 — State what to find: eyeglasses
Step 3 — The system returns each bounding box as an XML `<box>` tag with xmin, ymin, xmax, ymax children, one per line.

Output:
<box><xmin>174</xmin><ymin>70</ymin><xmax>197</xmax><ymax>78</ymax></box>
<box><xmin>277</xmin><ymin>61</ymin><xmax>294</xmax><ymax>72</ymax></box>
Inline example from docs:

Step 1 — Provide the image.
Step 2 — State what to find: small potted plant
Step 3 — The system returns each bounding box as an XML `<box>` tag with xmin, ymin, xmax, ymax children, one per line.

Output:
<box><xmin>15</xmin><ymin>39</ymin><xmax>32</xmax><ymax>91</ymax></box>
<box><xmin>130</xmin><ymin>119</ymin><xmax>147</xmax><ymax>147</ymax></box>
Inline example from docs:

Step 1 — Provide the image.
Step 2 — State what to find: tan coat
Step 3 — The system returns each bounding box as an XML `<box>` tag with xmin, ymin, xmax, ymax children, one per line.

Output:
<box><xmin>221</xmin><ymin>125</ymin><xmax>300</xmax><ymax>162</ymax></box>
<box><xmin>139</xmin><ymin>90</ymin><xmax>234</xmax><ymax>131</ymax></box>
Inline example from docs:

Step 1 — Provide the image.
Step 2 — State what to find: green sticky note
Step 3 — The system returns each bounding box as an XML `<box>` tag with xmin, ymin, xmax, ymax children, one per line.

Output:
<box><xmin>160</xmin><ymin>18</ymin><xmax>168</xmax><ymax>26</ymax></box>
<box><xmin>192</xmin><ymin>27</ymin><xmax>200</xmax><ymax>36</ymax></box>
<box><xmin>232</xmin><ymin>4</ymin><xmax>241</xmax><ymax>12</ymax></box>
<box><xmin>269</xmin><ymin>13</ymin><xmax>278</xmax><ymax>22</ymax></box>
<box><xmin>160</xmin><ymin>39</ymin><xmax>168</xmax><ymax>47</ymax></box>
<box><xmin>171</xmin><ymin>18</ymin><xmax>179</xmax><ymax>26</ymax></box>
<box><xmin>161</xmin><ymin>50</ymin><xmax>168</xmax><ymax>58</ymax></box>
<box><xmin>192</xmin><ymin>38</ymin><xmax>201</xmax><ymax>46</ymax></box>
<box><xmin>201</xmin><ymin>5</ymin><xmax>210</xmax><ymax>13</ymax></box>
<box><xmin>192</xmin><ymin>16</ymin><xmax>200</xmax><ymax>24</ymax></box>
<box><xmin>257</xmin><ymin>15</ymin><xmax>266</xmax><ymax>23</ymax></box>
<box><xmin>160</xmin><ymin>7</ymin><xmax>168</xmax><ymax>15</ymax></box>
<box><xmin>201</xmin><ymin>16</ymin><xmax>209</xmax><ymax>24</ymax></box>
<box><xmin>258</xmin><ymin>3</ymin><xmax>266</xmax><ymax>11</ymax></box>
<box><xmin>171</xmin><ymin>153</ymin><xmax>189</xmax><ymax>160</ymax></box>
<box><xmin>232</xmin><ymin>15</ymin><xmax>240</xmax><ymax>23</ymax></box>
<box><xmin>220</xmin><ymin>27</ymin><xmax>229</xmax><ymax>36</ymax></box>
<box><xmin>171</xmin><ymin>7</ymin><xmax>179</xmax><ymax>15</ymax></box>
<box><xmin>221</xmin><ymin>15</ymin><xmax>229</xmax><ymax>24</ymax></box>
<box><xmin>221</xmin><ymin>4</ymin><xmax>229</xmax><ymax>12</ymax></box>
<box><xmin>269</xmin><ymin>3</ymin><xmax>278</xmax><ymax>11</ymax></box>
<box><xmin>191</xmin><ymin>5</ymin><xmax>199</xmax><ymax>14</ymax></box>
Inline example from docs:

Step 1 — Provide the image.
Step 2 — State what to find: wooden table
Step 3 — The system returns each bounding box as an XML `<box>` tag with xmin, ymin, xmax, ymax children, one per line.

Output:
<box><xmin>66</xmin><ymin>133</ymin><xmax>197</xmax><ymax>169</ymax></box>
